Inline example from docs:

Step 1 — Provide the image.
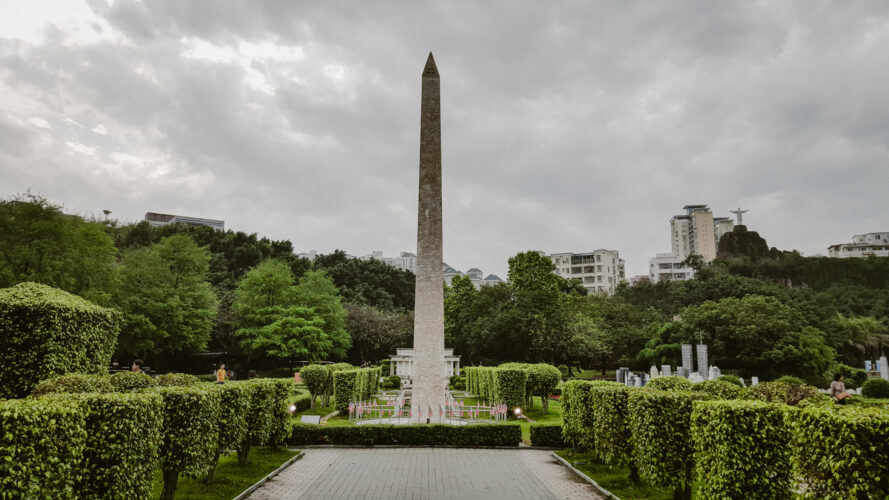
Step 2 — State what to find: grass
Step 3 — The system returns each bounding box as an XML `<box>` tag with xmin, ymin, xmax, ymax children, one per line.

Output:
<box><xmin>520</xmin><ymin>398</ymin><xmax>563</xmax><ymax>444</ymax></box>
<box><xmin>148</xmin><ymin>447</ymin><xmax>299</xmax><ymax>500</ymax></box>
<box><xmin>294</xmin><ymin>402</ymin><xmax>335</xmax><ymax>417</ymax></box>
<box><xmin>556</xmin><ymin>449</ymin><xmax>683</xmax><ymax>500</ymax></box>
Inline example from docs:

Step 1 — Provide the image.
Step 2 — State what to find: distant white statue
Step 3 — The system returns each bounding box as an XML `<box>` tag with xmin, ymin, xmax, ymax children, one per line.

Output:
<box><xmin>650</xmin><ymin>365</ymin><xmax>659</xmax><ymax>379</ymax></box>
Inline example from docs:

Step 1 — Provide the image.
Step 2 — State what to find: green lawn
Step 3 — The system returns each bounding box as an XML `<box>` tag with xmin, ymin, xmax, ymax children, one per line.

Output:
<box><xmin>295</xmin><ymin>402</ymin><xmax>335</xmax><ymax>417</ymax></box>
<box><xmin>148</xmin><ymin>447</ymin><xmax>299</xmax><ymax>500</ymax></box>
<box><xmin>555</xmin><ymin>449</ymin><xmax>692</xmax><ymax>500</ymax></box>
<box><xmin>520</xmin><ymin>398</ymin><xmax>563</xmax><ymax>444</ymax></box>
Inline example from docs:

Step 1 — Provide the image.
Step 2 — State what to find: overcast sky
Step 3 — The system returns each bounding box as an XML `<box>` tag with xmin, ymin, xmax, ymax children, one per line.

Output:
<box><xmin>2</xmin><ymin>1</ymin><xmax>888</xmax><ymax>279</ymax></box>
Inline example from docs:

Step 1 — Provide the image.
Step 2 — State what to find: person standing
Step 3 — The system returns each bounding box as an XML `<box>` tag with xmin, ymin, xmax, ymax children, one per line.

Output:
<box><xmin>216</xmin><ymin>363</ymin><xmax>226</xmax><ymax>384</ymax></box>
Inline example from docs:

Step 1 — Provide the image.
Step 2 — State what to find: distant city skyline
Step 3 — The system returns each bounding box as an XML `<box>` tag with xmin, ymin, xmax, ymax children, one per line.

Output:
<box><xmin>3</xmin><ymin>2</ymin><xmax>888</xmax><ymax>278</ymax></box>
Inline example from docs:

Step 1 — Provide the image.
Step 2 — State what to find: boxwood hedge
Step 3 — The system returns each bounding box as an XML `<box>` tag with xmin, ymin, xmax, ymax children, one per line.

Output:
<box><xmin>300</xmin><ymin>364</ymin><xmax>328</xmax><ymax>410</ymax></box>
<box><xmin>691</xmin><ymin>379</ymin><xmax>743</xmax><ymax>399</ymax></box>
<box><xmin>787</xmin><ymin>405</ymin><xmax>889</xmax><ymax>498</ymax></box>
<box><xmin>288</xmin><ymin>423</ymin><xmax>522</xmax><ymax>447</ymax></box>
<box><xmin>645</xmin><ymin>375</ymin><xmax>693</xmax><ymax>392</ymax></box>
<box><xmin>628</xmin><ymin>389</ymin><xmax>711</xmax><ymax>498</ymax></box>
<box><xmin>155</xmin><ymin>372</ymin><xmax>201</xmax><ymax>387</ymax></box>
<box><xmin>590</xmin><ymin>384</ymin><xmax>637</xmax><ymax>473</ymax></box>
<box><xmin>495</xmin><ymin>368</ymin><xmax>528</xmax><ymax>411</ymax></box>
<box><xmin>110</xmin><ymin>370</ymin><xmax>156</xmax><ymax>391</ymax></box>
<box><xmin>561</xmin><ymin>380</ymin><xmax>619</xmax><ymax>450</ymax></box>
<box><xmin>0</xmin><ymin>397</ymin><xmax>87</xmax><ymax>499</ymax></box>
<box><xmin>529</xmin><ymin>424</ymin><xmax>566</xmax><ymax>448</ymax></box>
<box><xmin>861</xmin><ymin>378</ymin><xmax>889</xmax><ymax>399</ymax></box>
<box><xmin>207</xmin><ymin>382</ymin><xmax>252</xmax><ymax>482</ymax></box>
<box><xmin>691</xmin><ymin>400</ymin><xmax>792</xmax><ymax>499</ymax></box>
<box><xmin>0</xmin><ymin>282</ymin><xmax>121</xmax><ymax>398</ymax></box>
<box><xmin>30</xmin><ymin>373</ymin><xmax>113</xmax><ymax>395</ymax></box>
<box><xmin>333</xmin><ymin>370</ymin><xmax>358</xmax><ymax>413</ymax></box>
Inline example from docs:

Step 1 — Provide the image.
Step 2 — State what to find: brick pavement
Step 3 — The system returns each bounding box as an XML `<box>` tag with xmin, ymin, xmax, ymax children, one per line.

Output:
<box><xmin>248</xmin><ymin>448</ymin><xmax>602</xmax><ymax>500</ymax></box>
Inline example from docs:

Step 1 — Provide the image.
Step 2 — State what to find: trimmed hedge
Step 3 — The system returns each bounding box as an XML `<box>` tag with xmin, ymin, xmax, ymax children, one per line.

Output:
<box><xmin>718</xmin><ymin>374</ymin><xmax>744</xmax><ymax>386</ymax></box>
<box><xmin>862</xmin><ymin>378</ymin><xmax>889</xmax><ymax>399</ymax></box>
<box><xmin>691</xmin><ymin>400</ymin><xmax>792</xmax><ymax>499</ymax></box>
<box><xmin>745</xmin><ymin>381</ymin><xmax>820</xmax><ymax>406</ymax></box>
<box><xmin>692</xmin><ymin>379</ymin><xmax>744</xmax><ymax>399</ymax></box>
<box><xmin>31</xmin><ymin>373</ymin><xmax>112</xmax><ymax>395</ymax></box>
<box><xmin>288</xmin><ymin>423</ymin><xmax>522</xmax><ymax>447</ymax></box>
<box><xmin>292</xmin><ymin>388</ymin><xmax>313</xmax><ymax>413</ymax></box>
<box><xmin>268</xmin><ymin>378</ymin><xmax>294</xmax><ymax>447</ymax></box>
<box><xmin>645</xmin><ymin>375</ymin><xmax>693</xmax><ymax>392</ymax></box>
<box><xmin>787</xmin><ymin>405</ymin><xmax>889</xmax><ymax>497</ymax></box>
<box><xmin>155</xmin><ymin>372</ymin><xmax>201</xmax><ymax>387</ymax></box>
<box><xmin>63</xmin><ymin>391</ymin><xmax>163</xmax><ymax>499</ymax></box>
<box><xmin>561</xmin><ymin>379</ymin><xmax>619</xmax><ymax>449</ymax></box>
<box><xmin>333</xmin><ymin>370</ymin><xmax>358</xmax><ymax>413</ymax></box>
<box><xmin>110</xmin><ymin>370</ymin><xmax>156</xmax><ymax>391</ymax></box>
<box><xmin>530</xmin><ymin>424</ymin><xmax>566</xmax><ymax>448</ymax></box>
<box><xmin>156</xmin><ymin>385</ymin><xmax>222</xmax><ymax>500</ymax></box>
<box><xmin>591</xmin><ymin>384</ymin><xmax>636</xmax><ymax>467</ymax></box>
<box><xmin>629</xmin><ymin>390</ymin><xmax>711</xmax><ymax>496</ymax></box>
<box><xmin>495</xmin><ymin>368</ymin><xmax>528</xmax><ymax>411</ymax></box>
<box><xmin>0</xmin><ymin>397</ymin><xmax>87</xmax><ymax>498</ymax></box>
<box><xmin>0</xmin><ymin>282</ymin><xmax>121</xmax><ymax>398</ymax></box>
<box><xmin>300</xmin><ymin>364</ymin><xmax>328</xmax><ymax>409</ymax></box>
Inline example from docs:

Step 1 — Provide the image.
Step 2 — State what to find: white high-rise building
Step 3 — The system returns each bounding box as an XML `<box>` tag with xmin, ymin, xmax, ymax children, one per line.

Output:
<box><xmin>670</xmin><ymin>205</ymin><xmax>731</xmax><ymax>263</ymax></box>
<box><xmin>546</xmin><ymin>250</ymin><xmax>625</xmax><ymax>295</ymax></box>
<box><xmin>144</xmin><ymin>212</ymin><xmax>224</xmax><ymax>231</ymax></box>
<box><xmin>360</xmin><ymin>251</ymin><xmax>418</xmax><ymax>273</ymax></box>
<box><xmin>649</xmin><ymin>253</ymin><xmax>695</xmax><ymax>283</ymax></box>
<box><xmin>828</xmin><ymin>233</ymin><xmax>889</xmax><ymax>258</ymax></box>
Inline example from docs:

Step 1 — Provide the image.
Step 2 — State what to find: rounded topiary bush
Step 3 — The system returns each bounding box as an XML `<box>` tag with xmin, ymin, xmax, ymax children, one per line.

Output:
<box><xmin>718</xmin><ymin>374</ymin><xmax>744</xmax><ymax>387</ymax></box>
<box><xmin>746</xmin><ymin>381</ymin><xmax>820</xmax><ymax>406</ymax></box>
<box><xmin>861</xmin><ymin>378</ymin><xmax>889</xmax><ymax>399</ymax></box>
<box><xmin>155</xmin><ymin>373</ymin><xmax>201</xmax><ymax>387</ymax></box>
<box><xmin>646</xmin><ymin>376</ymin><xmax>693</xmax><ymax>392</ymax></box>
<box><xmin>775</xmin><ymin>376</ymin><xmax>805</xmax><ymax>386</ymax></box>
<box><xmin>693</xmin><ymin>379</ymin><xmax>744</xmax><ymax>399</ymax></box>
<box><xmin>110</xmin><ymin>371</ymin><xmax>155</xmax><ymax>391</ymax></box>
<box><xmin>31</xmin><ymin>373</ymin><xmax>113</xmax><ymax>395</ymax></box>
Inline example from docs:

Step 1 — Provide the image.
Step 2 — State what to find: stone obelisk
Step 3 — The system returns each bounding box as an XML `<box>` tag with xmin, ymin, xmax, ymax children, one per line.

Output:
<box><xmin>411</xmin><ymin>52</ymin><xmax>446</xmax><ymax>423</ymax></box>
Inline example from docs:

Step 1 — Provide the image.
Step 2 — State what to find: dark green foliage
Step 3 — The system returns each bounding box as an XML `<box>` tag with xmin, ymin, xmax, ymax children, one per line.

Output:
<box><xmin>528</xmin><ymin>364</ymin><xmax>562</xmax><ymax>411</ymax></box>
<box><xmin>717</xmin><ymin>374</ymin><xmax>744</xmax><ymax>386</ymax></box>
<box><xmin>30</xmin><ymin>373</ymin><xmax>113</xmax><ymax>395</ymax></box>
<box><xmin>110</xmin><ymin>370</ymin><xmax>156</xmax><ymax>391</ymax></box>
<box><xmin>862</xmin><ymin>378</ymin><xmax>889</xmax><ymax>399</ymax></box>
<box><xmin>0</xmin><ymin>282</ymin><xmax>121</xmax><ymax>398</ymax></box>
<box><xmin>215</xmin><ymin>383</ymin><xmax>252</xmax><ymax>453</ymax></box>
<box><xmin>645</xmin><ymin>376</ymin><xmax>693</xmax><ymax>392</ymax></box>
<box><xmin>267</xmin><ymin>379</ymin><xmax>294</xmax><ymax>447</ymax></box>
<box><xmin>239</xmin><ymin>379</ymin><xmax>290</xmax><ymax>464</ymax></box>
<box><xmin>691</xmin><ymin>400</ymin><xmax>792</xmax><ymax>499</ymax></box>
<box><xmin>590</xmin><ymin>384</ymin><xmax>636</xmax><ymax>467</ymax></box>
<box><xmin>746</xmin><ymin>381</ymin><xmax>821</xmax><ymax>406</ymax></box>
<box><xmin>344</xmin><ymin>302</ymin><xmax>413</xmax><ymax>364</ymax></box>
<box><xmin>292</xmin><ymin>388</ymin><xmax>313</xmax><ymax>412</ymax></box>
<box><xmin>529</xmin><ymin>424</ymin><xmax>566</xmax><ymax>447</ymax></box>
<box><xmin>155</xmin><ymin>372</ymin><xmax>202</xmax><ymax>386</ymax></box>
<box><xmin>313</xmin><ymin>250</ymin><xmax>415</xmax><ymax>311</ymax></box>
<box><xmin>692</xmin><ymin>379</ymin><xmax>743</xmax><ymax>399</ymax></box>
<box><xmin>0</xmin><ymin>398</ymin><xmax>87</xmax><ymax>499</ymax></box>
<box><xmin>385</xmin><ymin>374</ymin><xmax>402</xmax><ymax>389</ymax></box>
<box><xmin>787</xmin><ymin>405</ymin><xmax>889</xmax><ymax>498</ymax></box>
<box><xmin>64</xmin><ymin>391</ymin><xmax>163</xmax><ymax>499</ymax></box>
<box><xmin>288</xmin><ymin>423</ymin><xmax>522</xmax><ymax>447</ymax></box>
<box><xmin>333</xmin><ymin>370</ymin><xmax>359</xmax><ymax>413</ymax></box>
<box><xmin>156</xmin><ymin>385</ymin><xmax>221</xmax><ymax>500</ymax></box>
<box><xmin>300</xmin><ymin>364</ymin><xmax>328</xmax><ymax>409</ymax></box>
<box><xmin>718</xmin><ymin>253</ymin><xmax>889</xmax><ymax>291</ymax></box>
<box><xmin>628</xmin><ymin>390</ymin><xmax>711</xmax><ymax>494</ymax></box>
<box><xmin>494</xmin><ymin>368</ymin><xmax>528</xmax><ymax>410</ymax></box>
<box><xmin>717</xmin><ymin>225</ymin><xmax>774</xmax><ymax>260</ymax></box>
<box><xmin>775</xmin><ymin>375</ymin><xmax>806</xmax><ymax>385</ymax></box>
<box><xmin>834</xmin><ymin>364</ymin><xmax>868</xmax><ymax>389</ymax></box>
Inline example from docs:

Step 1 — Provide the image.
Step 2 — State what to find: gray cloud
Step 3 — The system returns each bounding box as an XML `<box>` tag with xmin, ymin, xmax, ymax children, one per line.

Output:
<box><xmin>2</xmin><ymin>1</ymin><xmax>889</xmax><ymax>279</ymax></box>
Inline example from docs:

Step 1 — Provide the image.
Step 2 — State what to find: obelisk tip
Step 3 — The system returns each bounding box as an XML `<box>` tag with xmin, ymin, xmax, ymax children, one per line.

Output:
<box><xmin>423</xmin><ymin>52</ymin><xmax>439</xmax><ymax>78</ymax></box>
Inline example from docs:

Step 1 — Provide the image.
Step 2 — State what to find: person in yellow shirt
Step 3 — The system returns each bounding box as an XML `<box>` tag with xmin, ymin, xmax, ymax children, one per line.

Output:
<box><xmin>216</xmin><ymin>363</ymin><xmax>226</xmax><ymax>384</ymax></box>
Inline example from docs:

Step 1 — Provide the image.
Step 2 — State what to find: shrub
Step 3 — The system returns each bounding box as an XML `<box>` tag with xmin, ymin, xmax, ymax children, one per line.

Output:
<box><xmin>268</xmin><ymin>378</ymin><xmax>294</xmax><ymax>447</ymax></box>
<box><xmin>787</xmin><ymin>405</ymin><xmax>889</xmax><ymax>497</ymax></box>
<box><xmin>206</xmin><ymin>382</ymin><xmax>252</xmax><ymax>482</ymax></box>
<box><xmin>861</xmin><ymin>378</ymin><xmax>889</xmax><ymax>399</ymax></box>
<box><xmin>834</xmin><ymin>363</ymin><xmax>868</xmax><ymax>389</ymax></box>
<box><xmin>155</xmin><ymin>372</ymin><xmax>201</xmax><ymax>387</ymax></box>
<box><xmin>333</xmin><ymin>370</ymin><xmax>359</xmax><ymax>413</ymax></box>
<box><xmin>590</xmin><ymin>384</ymin><xmax>637</xmax><ymax>474</ymax></box>
<box><xmin>63</xmin><ymin>391</ymin><xmax>163</xmax><ymax>498</ymax></box>
<box><xmin>495</xmin><ymin>368</ymin><xmax>528</xmax><ymax>411</ymax></box>
<box><xmin>629</xmin><ymin>390</ymin><xmax>711</xmax><ymax>498</ymax></box>
<box><xmin>300</xmin><ymin>364</ymin><xmax>327</xmax><ymax>410</ymax></box>
<box><xmin>0</xmin><ymin>282</ymin><xmax>121</xmax><ymax>398</ymax></box>
<box><xmin>561</xmin><ymin>379</ymin><xmax>619</xmax><ymax>449</ymax></box>
<box><xmin>528</xmin><ymin>364</ymin><xmax>562</xmax><ymax>411</ymax></box>
<box><xmin>110</xmin><ymin>370</ymin><xmax>156</xmax><ymax>391</ymax></box>
<box><xmin>746</xmin><ymin>381</ymin><xmax>820</xmax><ymax>406</ymax></box>
<box><xmin>238</xmin><ymin>379</ymin><xmax>289</xmax><ymax>465</ymax></box>
<box><xmin>387</xmin><ymin>374</ymin><xmax>402</xmax><ymax>389</ymax></box>
<box><xmin>31</xmin><ymin>373</ymin><xmax>112</xmax><ymax>395</ymax></box>
<box><xmin>530</xmin><ymin>424</ymin><xmax>566</xmax><ymax>448</ymax></box>
<box><xmin>717</xmin><ymin>374</ymin><xmax>744</xmax><ymax>386</ymax></box>
<box><xmin>291</xmin><ymin>388</ymin><xmax>313</xmax><ymax>412</ymax></box>
<box><xmin>156</xmin><ymin>385</ymin><xmax>222</xmax><ymax>500</ymax></box>
<box><xmin>645</xmin><ymin>375</ymin><xmax>693</xmax><ymax>392</ymax></box>
<box><xmin>775</xmin><ymin>375</ymin><xmax>805</xmax><ymax>385</ymax></box>
<box><xmin>691</xmin><ymin>400</ymin><xmax>792</xmax><ymax>499</ymax></box>
<box><xmin>0</xmin><ymin>397</ymin><xmax>87</xmax><ymax>498</ymax></box>
<box><xmin>692</xmin><ymin>379</ymin><xmax>743</xmax><ymax>399</ymax></box>
<box><xmin>558</xmin><ymin>364</ymin><xmax>569</xmax><ymax>378</ymax></box>
<box><xmin>288</xmin><ymin>423</ymin><xmax>521</xmax><ymax>447</ymax></box>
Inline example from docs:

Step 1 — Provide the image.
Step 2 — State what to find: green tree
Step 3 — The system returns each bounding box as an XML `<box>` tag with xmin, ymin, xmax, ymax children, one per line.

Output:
<box><xmin>313</xmin><ymin>250</ymin><xmax>415</xmax><ymax>311</ymax></box>
<box><xmin>508</xmin><ymin>251</ymin><xmax>567</xmax><ymax>364</ymax></box>
<box><xmin>114</xmin><ymin>235</ymin><xmax>218</xmax><ymax>364</ymax></box>
<box><xmin>345</xmin><ymin>303</ymin><xmax>413</xmax><ymax>363</ymax></box>
<box><xmin>0</xmin><ymin>194</ymin><xmax>116</xmax><ymax>305</ymax></box>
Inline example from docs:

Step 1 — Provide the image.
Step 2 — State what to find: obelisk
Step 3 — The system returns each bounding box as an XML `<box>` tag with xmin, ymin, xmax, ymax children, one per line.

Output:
<box><xmin>411</xmin><ymin>52</ymin><xmax>446</xmax><ymax>423</ymax></box>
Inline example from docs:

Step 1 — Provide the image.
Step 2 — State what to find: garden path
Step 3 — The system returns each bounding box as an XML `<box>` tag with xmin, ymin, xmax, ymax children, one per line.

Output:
<box><xmin>248</xmin><ymin>448</ymin><xmax>601</xmax><ymax>499</ymax></box>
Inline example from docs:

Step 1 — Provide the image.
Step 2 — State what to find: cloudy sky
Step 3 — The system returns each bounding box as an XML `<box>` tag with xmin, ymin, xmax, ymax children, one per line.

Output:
<box><xmin>2</xmin><ymin>1</ymin><xmax>888</xmax><ymax>279</ymax></box>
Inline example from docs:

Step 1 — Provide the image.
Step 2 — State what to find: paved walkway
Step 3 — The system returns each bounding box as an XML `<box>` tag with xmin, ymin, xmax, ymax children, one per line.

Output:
<box><xmin>249</xmin><ymin>448</ymin><xmax>602</xmax><ymax>500</ymax></box>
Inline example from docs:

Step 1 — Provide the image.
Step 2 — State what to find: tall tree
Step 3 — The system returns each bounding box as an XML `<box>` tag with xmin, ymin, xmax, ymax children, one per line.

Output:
<box><xmin>345</xmin><ymin>303</ymin><xmax>413</xmax><ymax>363</ymax></box>
<box><xmin>114</xmin><ymin>234</ymin><xmax>218</xmax><ymax>364</ymax></box>
<box><xmin>508</xmin><ymin>251</ymin><xmax>567</xmax><ymax>364</ymax></box>
<box><xmin>313</xmin><ymin>250</ymin><xmax>415</xmax><ymax>311</ymax></box>
<box><xmin>0</xmin><ymin>194</ymin><xmax>116</xmax><ymax>305</ymax></box>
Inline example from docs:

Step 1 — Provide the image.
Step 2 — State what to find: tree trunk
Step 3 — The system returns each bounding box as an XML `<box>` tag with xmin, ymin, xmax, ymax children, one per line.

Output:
<box><xmin>237</xmin><ymin>440</ymin><xmax>251</xmax><ymax>465</ymax></box>
<box><xmin>542</xmin><ymin>395</ymin><xmax>549</xmax><ymax>413</ymax></box>
<box><xmin>310</xmin><ymin>394</ymin><xmax>316</xmax><ymax>411</ymax></box>
<box><xmin>628</xmin><ymin>462</ymin><xmax>640</xmax><ymax>484</ymax></box>
<box><xmin>205</xmin><ymin>448</ymin><xmax>221</xmax><ymax>484</ymax></box>
<box><xmin>161</xmin><ymin>469</ymin><xmax>179</xmax><ymax>500</ymax></box>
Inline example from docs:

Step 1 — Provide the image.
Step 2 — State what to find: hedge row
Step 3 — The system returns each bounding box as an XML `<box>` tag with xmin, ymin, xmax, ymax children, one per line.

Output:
<box><xmin>332</xmin><ymin>367</ymin><xmax>381</xmax><ymax>413</ymax></box>
<box><xmin>464</xmin><ymin>363</ymin><xmax>561</xmax><ymax>411</ymax></box>
<box><xmin>560</xmin><ymin>380</ymin><xmax>620</xmax><ymax>449</ymax></box>
<box><xmin>0</xmin><ymin>282</ymin><xmax>121</xmax><ymax>398</ymax></box>
<box><xmin>288</xmin><ymin>423</ymin><xmax>522</xmax><ymax>447</ymax></box>
<box><xmin>300</xmin><ymin>363</ymin><xmax>355</xmax><ymax>410</ymax></box>
<box><xmin>529</xmin><ymin>424</ymin><xmax>566</xmax><ymax>448</ymax></box>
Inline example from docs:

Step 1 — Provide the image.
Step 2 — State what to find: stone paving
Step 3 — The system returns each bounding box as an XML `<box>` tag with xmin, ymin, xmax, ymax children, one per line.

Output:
<box><xmin>248</xmin><ymin>448</ymin><xmax>602</xmax><ymax>500</ymax></box>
